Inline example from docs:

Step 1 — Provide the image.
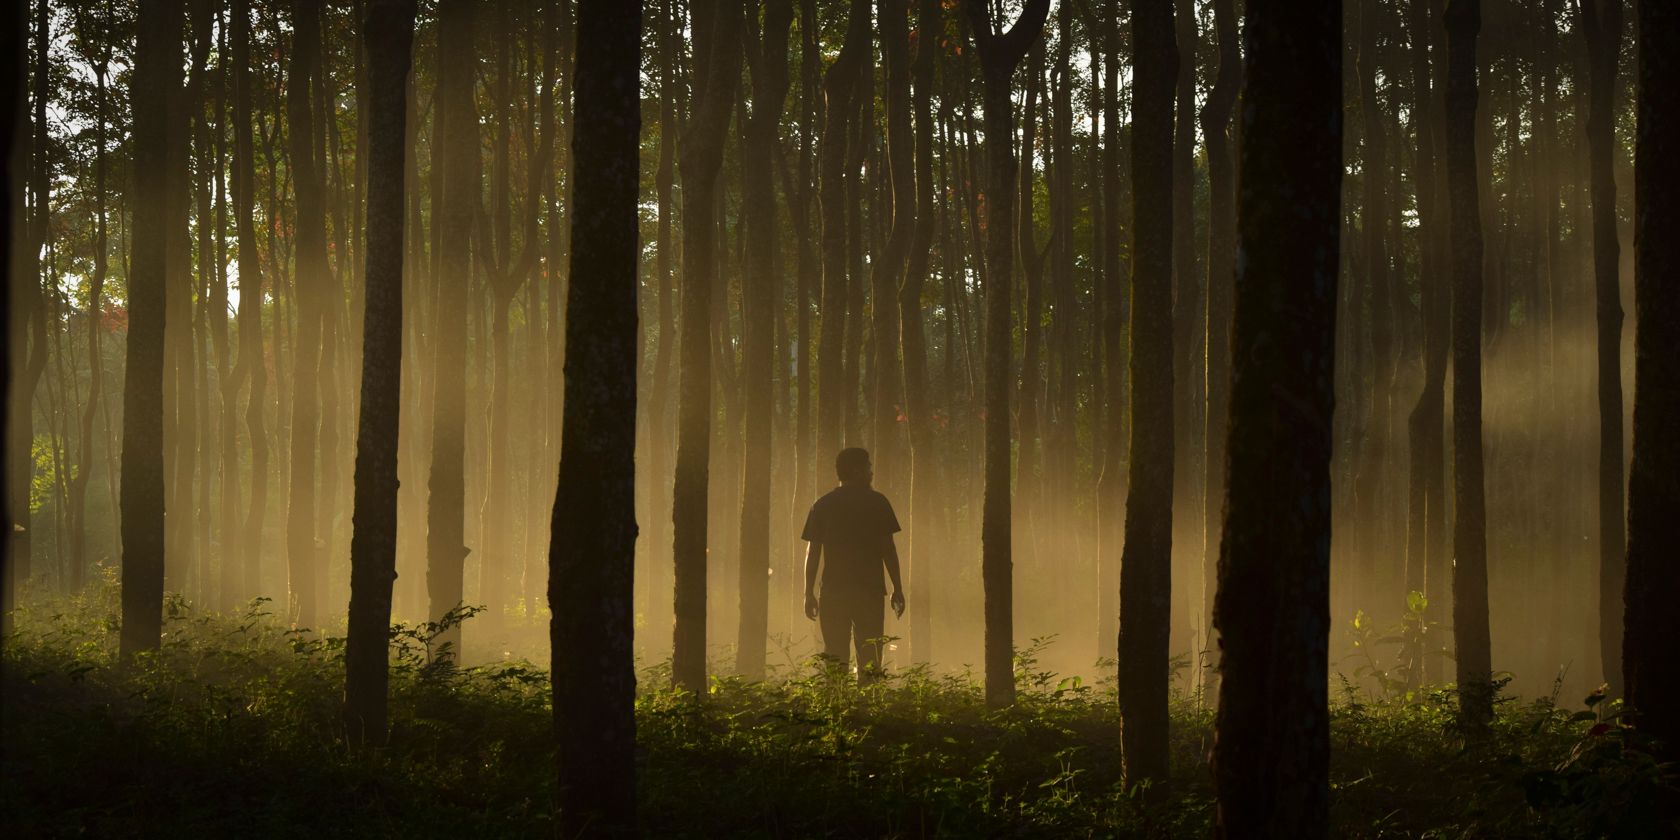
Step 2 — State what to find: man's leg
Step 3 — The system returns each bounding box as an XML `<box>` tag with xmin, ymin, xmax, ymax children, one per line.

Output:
<box><xmin>853</xmin><ymin>593</ymin><xmax>886</xmax><ymax>683</ymax></box>
<box><xmin>818</xmin><ymin>590</ymin><xmax>851</xmax><ymax>668</ymax></box>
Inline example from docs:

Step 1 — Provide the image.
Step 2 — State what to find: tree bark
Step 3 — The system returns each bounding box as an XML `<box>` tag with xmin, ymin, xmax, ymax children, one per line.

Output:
<box><xmin>671</xmin><ymin>0</ymin><xmax>742</xmax><ymax>692</ymax></box>
<box><xmin>344</xmin><ymin>0</ymin><xmax>414</xmax><ymax>747</ymax></box>
<box><xmin>551</xmin><ymin>1</ymin><xmax>641</xmax><ymax>831</ymax></box>
<box><xmin>735</xmin><ymin>0</ymin><xmax>792</xmax><ymax>680</ymax></box>
<box><xmin>120</xmin><ymin>0</ymin><xmax>184</xmax><ymax>656</ymax></box>
<box><xmin>900</xmin><ymin>0</ymin><xmax>939</xmax><ymax>666</ymax></box>
<box><xmin>428</xmin><ymin>0</ymin><xmax>479</xmax><ymax>658</ymax></box>
<box><xmin>1623</xmin><ymin>0</ymin><xmax>1680</xmax><ymax>762</ymax></box>
<box><xmin>1580</xmin><ymin>0</ymin><xmax>1624</xmax><ymax>697</ymax></box>
<box><xmin>1119</xmin><ymin>0</ymin><xmax>1177</xmax><ymax>783</ymax></box>
<box><xmin>1212</xmin><ymin>1</ymin><xmax>1341</xmax><ymax>833</ymax></box>
<box><xmin>965</xmin><ymin>0</ymin><xmax>1050</xmax><ymax>712</ymax></box>
<box><xmin>1444</xmin><ymin>0</ymin><xmax>1492</xmax><ymax>730</ymax></box>
<box><xmin>1199</xmin><ymin>0</ymin><xmax>1239</xmax><ymax>702</ymax></box>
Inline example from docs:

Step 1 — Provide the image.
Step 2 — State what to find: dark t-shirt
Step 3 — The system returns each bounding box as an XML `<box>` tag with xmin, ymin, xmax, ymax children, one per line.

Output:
<box><xmin>802</xmin><ymin>484</ymin><xmax>901</xmax><ymax>596</ymax></box>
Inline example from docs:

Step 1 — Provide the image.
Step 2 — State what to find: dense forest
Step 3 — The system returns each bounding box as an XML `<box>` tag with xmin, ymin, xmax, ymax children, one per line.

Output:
<box><xmin>3</xmin><ymin>0</ymin><xmax>1676</xmax><ymax>835</ymax></box>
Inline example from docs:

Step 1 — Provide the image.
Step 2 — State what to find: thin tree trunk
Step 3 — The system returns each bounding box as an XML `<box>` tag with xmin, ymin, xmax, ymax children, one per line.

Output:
<box><xmin>343</xmin><ymin>0</ymin><xmax>413</xmax><ymax>747</ymax></box>
<box><xmin>1199</xmin><ymin>0</ymin><xmax>1239</xmax><ymax>701</ymax></box>
<box><xmin>1444</xmin><ymin>0</ymin><xmax>1492</xmax><ymax>730</ymax></box>
<box><xmin>428</xmin><ymin>0</ymin><xmax>479</xmax><ymax>658</ymax></box>
<box><xmin>901</xmin><ymin>0</ymin><xmax>938</xmax><ymax>666</ymax></box>
<box><xmin>120</xmin><ymin>0</ymin><xmax>184</xmax><ymax>656</ymax></box>
<box><xmin>1119</xmin><ymin>0</ymin><xmax>1177</xmax><ymax>783</ymax></box>
<box><xmin>1580</xmin><ymin>0</ymin><xmax>1624</xmax><ymax>696</ymax></box>
<box><xmin>965</xmin><ymin>0</ymin><xmax>1050</xmax><ymax>712</ymax></box>
<box><xmin>735</xmin><ymin>0</ymin><xmax>791</xmax><ymax>680</ymax></box>
<box><xmin>671</xmin><ymin>0</ymin><xmax>742</xmax><ymax>692</ymax></box>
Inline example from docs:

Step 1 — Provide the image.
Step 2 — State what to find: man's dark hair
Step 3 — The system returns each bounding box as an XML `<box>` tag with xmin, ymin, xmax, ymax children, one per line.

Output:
<box><xmin>835</xmin><ymin>447</ymin><xmax>871</xmax><ymax>483</ymax></box>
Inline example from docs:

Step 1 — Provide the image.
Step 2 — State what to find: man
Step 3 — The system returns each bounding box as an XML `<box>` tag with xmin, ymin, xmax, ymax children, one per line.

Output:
<box><xmin>801</xmin><ymin>447</ymin><xmax>906</xmax><ymax>679</ymax></box>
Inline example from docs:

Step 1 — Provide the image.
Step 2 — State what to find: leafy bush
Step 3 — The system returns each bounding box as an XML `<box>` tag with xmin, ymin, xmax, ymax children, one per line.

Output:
<box><xmin>3</xmin><ymin>586</ymin><xmax>1673</xmax><ymax>838</ymax></box>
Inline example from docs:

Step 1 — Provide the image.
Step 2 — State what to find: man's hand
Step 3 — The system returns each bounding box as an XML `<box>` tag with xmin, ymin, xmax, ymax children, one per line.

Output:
<box><xmin>804</xmin><ymin>592</ymin><xmax>819</xmax><ymax>621</ymax></box>
<box><xmin>890</xmin><ymin>589</ymin><xmax>905</xmax><ymax>619</ymax></box>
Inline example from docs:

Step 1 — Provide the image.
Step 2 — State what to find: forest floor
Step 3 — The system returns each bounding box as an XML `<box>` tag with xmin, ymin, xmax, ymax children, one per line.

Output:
<box><xmin>2</xmin><ymin>587</ymin><xmax>1673</xmax><ymax>838</ymax></box>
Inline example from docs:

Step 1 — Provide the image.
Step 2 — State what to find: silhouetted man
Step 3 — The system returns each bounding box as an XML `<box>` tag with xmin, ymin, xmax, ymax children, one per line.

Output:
<box><xmin>802</xmin><ymin>447</ymin><xmax>905</xmax><ymax>680</ymax></box>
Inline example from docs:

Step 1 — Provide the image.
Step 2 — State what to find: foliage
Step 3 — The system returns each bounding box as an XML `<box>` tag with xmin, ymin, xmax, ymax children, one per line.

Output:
<box><xmin>3</xmin><ymin>588</ymin><xmax>1674</xmax><ymax>838</ymax></box>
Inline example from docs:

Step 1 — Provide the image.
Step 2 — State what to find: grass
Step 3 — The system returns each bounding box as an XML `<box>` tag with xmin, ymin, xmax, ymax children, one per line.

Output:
<box><xmin>2</xmin><ymin>584</ymin><xmax>1673</xmax><ymax>838</ymax></box>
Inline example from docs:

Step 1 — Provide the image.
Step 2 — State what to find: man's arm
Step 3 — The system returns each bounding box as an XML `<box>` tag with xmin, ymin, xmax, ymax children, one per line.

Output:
<box><xmin>803</xmin><ymin>541</ymin><xmax>822</xmax><ymax>619</ymax></box>
<box><xmin>883</xmin><ymin>535</ymin><xmax>905</xmax><ymax>617</ymax></box>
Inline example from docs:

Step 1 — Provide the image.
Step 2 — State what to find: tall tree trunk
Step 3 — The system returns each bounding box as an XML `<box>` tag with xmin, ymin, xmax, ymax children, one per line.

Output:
<box><xmin>68</xmin><ymin>32</ymin><xmax>113</xmax><ymax>593</ymax></box>
<box><xmin>0</xmin><ymin>0</ymin><xmax>19</xmax><ymax>635</ymax></box>
<box><xmin>1199</xmin><ymin>0</ymin><xmax>1239</xmax><ymax>702</ymax></box>
<box><xmin>1623</xmin><ymin>0</ymin><xmax>1680</xmax><ymax>761</ymax></box>
<box><xmin>1015</xmin><ymin>42</ymin><xmax>1044</xmax><ymax>540</ymax></box>
<box><xmin>965</xmin><ymin>0</ymin><xmax>1050</xmax><ymax>712</ymax></box>
<box><xmin>871</xmin><ymin>0</ymin><xmax>910</xmax><ymax>514</ymax></box>
<box><xmin>120</xmin><ymin>0</ymin><xmax>184</xmax><ymax>656</ymax></box>
<box><xmin>1211</xmin><ymin>1</ymin><xmax>1341</xmax><ymax>833</ymax></box>
<box><xmin>1404</xmin><ymin>0</ymin><xmax>1450</xmax><ymax>685</ymax></box>
<box><xmin>900</xmin><ymin>0</ymin><xmax>938</xmax><ymax>666</ymax></box>
<box><xmin>428</xmin><ymin>0</ymin><xmax>479</xmax><ymax>658</ymax></box>
<box><xmin>551</xmin><ymin>1</ymin><xmax>642</xmax><ymax>830</ymax></box>
<box><xmin>1444</xmin><ymin>0</ymin><xmax>1492</xmax><ymax>730</ymax></box>
<box><xmin>735</xmin><ymin>0</ymin><xmax>792</xmax><ymax>680</ymax></box>
<box><xmin>1119</xmin><ymin>0</ymin><xmax>1177</xmax><ymax>783</ymax></box>
<box><xmin>285</xmin><ymin>0</ymin><xmax>329</xmax><ymax>630</ymax></box>
<box><xmin>815</xmin><ymin>0</ymin><xmax>868</xmax><ymax>514</ymax></box>
<box><xmin>1580</xmin><ymin>0</ymin><xmax>1624</xmax><ymax>696</ymax></box>
<box><xmin>671</xmin><ymin>0</ymin><xmax>742</xmax><ymax>692</ymax></box>
<box><xmin>344</xmin><ymin>0</ymin><xmax>413</xmax><ymax>747</ymax></box>
<box><xmin>232</xmin><ymin>0</ymin><xmax>268</xmax><ymax>610</ymax></box>
<box><xmin>1354</xmin><ymin>0</ymin><xmax>1395</xmax><ymax>611</ymax></box>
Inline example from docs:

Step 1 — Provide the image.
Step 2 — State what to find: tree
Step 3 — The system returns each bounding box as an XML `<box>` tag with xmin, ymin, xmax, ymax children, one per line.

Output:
<box><xmin>1119</xmin><ymin>0</ymin><xmax>1177</xmax><ymax>782</ymax></box>
<box><xmin>285</xmin><ymin>0</ymin><xmax>329</xmax><ymax>630</ymax></box>
<box><xmin>671</xmin><ymin>0</ymin><xmax>742</xmax><ymax>692</ymax></box>
<box><xmin>1199</xmin><ymin>0</ymin><xmax>1240</xmax><ymax>700</ymax></box>
<box><xmin>1</xmin><ymin>0</ymin><xmax>24</xmax><ymax>635</ymax></box>
<box><xmin>231</xmin><ymin>0</ymin><xmax>268</xmax><ymax>607</ymax></box>
<box><xmin>735</xmin><ymin>0</ymin><xmax>792</xmax><ymax>680</ymax></box>
<box><xmin>427</xmin><ymin>0</ymin><xmax>478</xmax><ymax>659</ymax></box>
<box><xmin>1580</xmin><ymin>0</ymin><xmax>1624</xmax><ymax>696</ymax></box>
<box><xmin>120</xmin><ymin>0</ymin><xmax>184</xmax><ymax>656</ymax></box>
<box><xmin>551</xmin><ymin>0</ymin><xmax>642</xmax><ymax>830</ymax></box>
<box><xmin>1444</xmin><ymin>0</ymin><xmax>1492</xmax><ymax>730</ymax></box>
<box><xmin>870</xmin><ymin>0</ymin><xmax>911</xmax><ymax>510</ymax></box>
<box><xmin>964</xmin><ymin>0</ymin><xmax>1050</xmax><ymax>712</ymax></box>
<box><xmin>815</xmin><ymin>0</ymin><xmax>868</xmax><ymax>501</ymax></box>
<box><xmin>1211</xmin><ymin>0</ymin><xmax>1341</xmax><ymax>833</ymax></box>
<box><xmin>343</xmin><ymin>0</ymin><xmax>415</xmax><ymax>748</ymax></box>
<box><xmin>1403</xmin><ymin>0</ymin><xmax>1450</xmax><ymax>685</ymax></box>
<box><xmin>1623</xmin><ymin>0</ymin><xmax>1679</xmax><ymax>761</ymax></box>
<box><xmin>900</xmin><ymin>0</ymin><xmax>939</xmax><ymax>666</ymax></box>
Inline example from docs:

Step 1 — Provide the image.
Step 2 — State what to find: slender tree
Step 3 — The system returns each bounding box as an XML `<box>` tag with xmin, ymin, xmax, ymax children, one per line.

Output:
<box><xmin>671</xmin><ymin>0</ymin><xmax>742</xmax><ymax>692</ymax></box>
<box><xmin>284</xmin><ymin>0</ymin><xmax>329</xmax><ymax>629</ymax></box>
<box><xmin>1212</xmin><ymin>0</ymin><xmax>1341</xmax><ymax>833</ymax></box>
<box><xmin>427</xmin><ymin>0</ymin><xmax>479</xmax><ymax>658</ymax></box>
<box><xmin>900</xmin><ymin>0</ymin><xmax>939</xmax><ymax>665</ymax></box>
<box><xmin>1199</xmin><ymin>0</ymin><xmax>1239</xmax><ymax>700</ymax></box>
<box><xmin>736</xmin><ymin>0</ymin><xmax>792</xmax><ymax>679</ymax></box>
<box><xmin>120</xmin><ymin>0</ymin><xmax>184</xmax><ymax>656</ymax></box>
<box><xmin>1580</xmin><ymin>0</ymin><xmax>1624</xmax><ymax>695</ymax></box>
<box><xmin>964</xmin><ymin>0</ymin><xmax>1051</xmax><ymax>712</ymax></box>
<box><xmin>1444</xmin><ymin>0</ymin><xmax>1492</xmax><ymax>730</ymax></box>
<box><xmin>1119</xmin><ymin>0</ymin><xmax>1177</xmax><ymax>781</ymax></box>
<box><xmin>815</xmin><ymin>0</ymin><xmax>869</xmax><ymax>499</ymax></box>
<box><xmin>343</xmin><ymin>0</ymin><xmax>414</xmax><ymax>748</ymax></box>
<box><xmin>1623</xmin><ymin>0</ymin><xmax>1680</xmax><ymax>763</ymax></box>
<box><xmin>0</xmin><ymin>0</ymin><xmax>18</xmax><ymax>634</ymax></box>
<box><xmin>551</xmin><ymin>0</ymin><xmax>642</xmax><ymax>830</ymax></box>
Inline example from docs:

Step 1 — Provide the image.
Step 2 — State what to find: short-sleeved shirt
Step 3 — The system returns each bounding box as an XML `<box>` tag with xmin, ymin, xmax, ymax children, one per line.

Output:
<box><xmin>801</xmin><ymin>484</ymin><xmax>901</xmax><ymax>596</ymax></box>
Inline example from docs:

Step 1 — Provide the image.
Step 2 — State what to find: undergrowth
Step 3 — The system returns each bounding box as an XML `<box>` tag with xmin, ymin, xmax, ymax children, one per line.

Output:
<box><xmin>2</xmin><ymin>584</ymin><xmax>1672</xmax><ymax>838</ymax></box>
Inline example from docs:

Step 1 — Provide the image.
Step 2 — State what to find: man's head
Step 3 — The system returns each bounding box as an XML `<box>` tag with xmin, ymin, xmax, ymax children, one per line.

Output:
<box><xmin>835</xmin><ymin>447</ymin><xmax>872</xmax><ymax>486</ymax></box>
